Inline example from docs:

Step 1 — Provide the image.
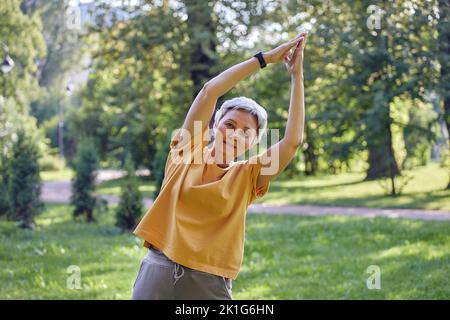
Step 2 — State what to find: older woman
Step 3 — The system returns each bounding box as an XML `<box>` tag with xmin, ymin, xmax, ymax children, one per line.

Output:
<box><xmin>132</xmin><ymin>31</ymin><xmax>308</xmax><ymax>300</ymax></box>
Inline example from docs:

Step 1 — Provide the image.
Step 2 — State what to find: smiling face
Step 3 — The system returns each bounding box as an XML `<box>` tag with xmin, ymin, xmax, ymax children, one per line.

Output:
<box><xmin>211</xmin><ymin>108</ymin><xmax>259</xmax><ymax>164</ymax></box>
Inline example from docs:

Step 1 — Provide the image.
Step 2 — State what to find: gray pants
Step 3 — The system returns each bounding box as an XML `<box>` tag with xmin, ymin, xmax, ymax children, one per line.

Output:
<box><xmin>132</xmin><ymin>246</ymin><xmax>233</xmax><ymax>300</ymax></box>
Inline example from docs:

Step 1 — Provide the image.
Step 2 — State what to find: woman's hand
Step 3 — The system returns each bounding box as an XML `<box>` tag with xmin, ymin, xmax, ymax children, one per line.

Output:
<box><xmin>263</xmin><ymin>32</ymin><xmax>307</xmax><ymax>65</ymax></box>
<box><xmin>284</xmin><ymin>32</ymin><xmax>307</xmax><ymax>77</ymax></box>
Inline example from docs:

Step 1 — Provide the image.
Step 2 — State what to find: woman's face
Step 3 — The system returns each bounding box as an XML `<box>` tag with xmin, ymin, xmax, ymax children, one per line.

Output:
<box><xmin>212</xmin><ymin>109</ymin><xmax>259</xmax><ymax>161</ymax></box>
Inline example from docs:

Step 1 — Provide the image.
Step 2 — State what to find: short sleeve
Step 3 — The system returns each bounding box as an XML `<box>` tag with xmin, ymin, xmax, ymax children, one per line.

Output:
<box><xmin>163</xmin><ymin>125</ymin><xmax>209</xmax><ymax>179</ymax></box>
<box><xmin>247</xmin><ymin>153</ymin><xmax>271</xmax><ymax>204</ymax></box>
<box><xmin>169</xmin><ymin>126</ymin><xmax>208</xmax><ymax>153</ymax></box>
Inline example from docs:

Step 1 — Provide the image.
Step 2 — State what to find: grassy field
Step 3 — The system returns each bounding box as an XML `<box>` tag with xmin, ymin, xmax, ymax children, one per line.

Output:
<box><xmin>96</xmin><ymin>177</ymin><xmax>156</xmax><ymax>199</ymax></box>
<box><xmin>40</xmin><ymin>168</ymin><xmax>74</xmax><ymax>182</ymax></box>
<box><xmin>1</xmin><ymin>204</ymin><xmax>449</xmax><ymax>299</ymax></box>
<box><xmin>264</xmin><ymin>162</ymin><xmax>450</xmax><ymax>210</ymax></box>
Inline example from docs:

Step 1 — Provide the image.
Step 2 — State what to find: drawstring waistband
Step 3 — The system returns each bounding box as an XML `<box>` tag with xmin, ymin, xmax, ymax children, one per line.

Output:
<box><xmin>173</xmin><ymin>263</ymin><xmax>185</xmax><ymax>285</ymax></box>
<box><xmin>148</xmin><ymin>246</ymin><xmax>185</xmax><ymax>285</ymax></box>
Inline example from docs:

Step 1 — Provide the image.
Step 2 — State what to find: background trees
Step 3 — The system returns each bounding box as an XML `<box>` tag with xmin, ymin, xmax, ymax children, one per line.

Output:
<box><xmin>1</xmin><ymin>0</ymin><xmax>448</xmax><ymax>220</ymax></box>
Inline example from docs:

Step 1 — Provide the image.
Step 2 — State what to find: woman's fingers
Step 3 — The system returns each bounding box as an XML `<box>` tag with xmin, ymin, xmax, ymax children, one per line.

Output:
<box><xmin>289</xmin><ymin>37</ymin><xmax>304</xmax><ymax>60</ymax></box>
<box><xmin>280</xmin><ymin>31</ymin><xmax>308</xmax><ymax>64</ymax></box>
<box><xmin>292</xmin><ymin>32</ymin><xmax>307</xmax><ymax>43</ymax></box>
<box><xmin>286</xmin><ymin>36</ymin><xmax>306</xmax><ymax>66</ymax></box>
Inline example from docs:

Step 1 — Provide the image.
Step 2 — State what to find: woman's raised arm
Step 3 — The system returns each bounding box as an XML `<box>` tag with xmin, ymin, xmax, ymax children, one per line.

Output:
<box><xmin>253</xmin><ymin>32</ymin><xmax>308</xmax><ymax>191</ymax></box>
<box><xmin>177</xmin><ymin>32</ymin><xmax>307</xmax><ymax>147</ymax></box>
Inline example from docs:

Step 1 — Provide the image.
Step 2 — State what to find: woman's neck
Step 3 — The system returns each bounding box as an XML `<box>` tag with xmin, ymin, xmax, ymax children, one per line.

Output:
<box><xmin>209</xmin><ymin>146</ymin><xmax>233</xmax><ymax>168</ymax></box>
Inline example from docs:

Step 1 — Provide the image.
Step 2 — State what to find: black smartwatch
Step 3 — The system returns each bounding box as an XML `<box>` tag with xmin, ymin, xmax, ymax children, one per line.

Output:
<box><xmin>254</xmin><ymin>52</ymin><xmax>267</xmax><ymax>68</ymax></box>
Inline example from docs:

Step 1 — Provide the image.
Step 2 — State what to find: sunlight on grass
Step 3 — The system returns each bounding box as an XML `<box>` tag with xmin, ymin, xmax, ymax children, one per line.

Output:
<box><xmin>261</xmin><ymin>162</ymin><xmax>450</xmax><ymax>210</ymax></box>
<box><xmin>41</xmin><ymin>169</ymin><xmax>74</xmax><ymax>182</ymax></box>
<box><xmin>1</xmin><ymin>205</ymin><xmax>448</xmax><ymax>299</ymax></box>
<box><xmin>96</xmin><ymin>178</ymin><xmax>156</xmax><ymax>198</ymax></box>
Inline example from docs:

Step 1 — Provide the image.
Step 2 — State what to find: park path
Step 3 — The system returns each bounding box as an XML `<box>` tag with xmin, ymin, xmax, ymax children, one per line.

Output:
<box><xmin>41</xmin><ymin>170</ymin><xmax>450</xmax><ymax>221</ymax></box>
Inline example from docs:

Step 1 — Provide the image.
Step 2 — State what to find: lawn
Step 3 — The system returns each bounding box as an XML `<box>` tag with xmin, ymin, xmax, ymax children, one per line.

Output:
<box><xmin>96</xmin><ymin>177</ymin><xmax>156</xmax><ymax>199</ymax></box>
<box><xmin>1</xmin><ymin>204</ymin><xmax>448</xmax><ymax>299</ymax></box>
<box><xmin>40</xmin><ymin>168</ymin><xmax>74</xmax><ymax>182</ymax></box>
<box><xmin>264</xmin><ymin>161</ymin><xmax>450</xmax><ymax>211</ymax></box>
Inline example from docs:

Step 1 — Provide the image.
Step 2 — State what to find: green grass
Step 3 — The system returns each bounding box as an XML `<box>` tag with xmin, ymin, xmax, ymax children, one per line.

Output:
<box><xmin>40</xmin><ymin>168</ymin><xmax>74</xmax><ymax>182</ymax></box>
<box><xmin>1</xmin><ymin>204</ymin><xmax>449</xmax><ymax>299</ymax></box>
<box><xmin>96</xmin><ymin>177</ymin><xmax>156</xmax><ymax>198</ymax></box>
<box><xmin>264</xmin><ymin>162</ymin><xmax>450</xmax><ymax>210</ymax></box>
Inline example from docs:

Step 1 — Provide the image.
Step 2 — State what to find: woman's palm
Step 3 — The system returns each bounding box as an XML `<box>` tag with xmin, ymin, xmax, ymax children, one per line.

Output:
<box><xmin>284</xmin><ymin>34</ymin><xmax>307</xmax><ymax>76</ymax></box>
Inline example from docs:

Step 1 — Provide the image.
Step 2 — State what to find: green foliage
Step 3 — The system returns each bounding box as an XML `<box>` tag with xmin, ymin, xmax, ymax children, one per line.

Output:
<box><xmin>115</xmin><ymin>154</ymin><xmax>143</xmax><ymax>232</ymax></box>
<box><xmin>38</xmin><ymin>151</ymin><xmax>67</xmax><ymax>171</ymax></box>
<box><xmin>6</xmin><ymin>130</ymin><xmax>44</xmax><ymax>229</ymax></box>
<box><xmin>0</xmin><ymin>96</ymin><xmax>48</xmax><ymax>224</ymax></box>
<box><xmin>152</xmin><ymin>132</ymin><xmax>172</xmax><ymax>199</ymax></box>
<box><xmin>29</xmin><ymin>88</ymin><xmax>64</xmax><ymax>126</ymax></box>
<box><xmin>70</xmin><ymin>137</ymin><xmax>99</xmax><ymax>223</ymax></box>
<box><xmin>0</xmin><ymin>0</ymin><xmax>46</xmax><ymax>98</ymax></box>
<box><xmin>21</xmin><ymin>0</ymin><xmax>83</xmax><ymax>88</ymax></box>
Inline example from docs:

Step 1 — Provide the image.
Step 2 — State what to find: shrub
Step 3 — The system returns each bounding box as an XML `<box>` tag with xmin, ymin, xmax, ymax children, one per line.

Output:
<box><xmin>115</xmin><ymin>154</ymin><xmax>143</xmax><ymax>231</ymax></box>
<box><xmin>7</xmin><ymin>130</ymin><xmax>44</xmax><ymax>228</ymax></box>
<box><xmin>70</xmin><ymin>136</ymin><xmax>99</xmax><ymax>222</ymax></box>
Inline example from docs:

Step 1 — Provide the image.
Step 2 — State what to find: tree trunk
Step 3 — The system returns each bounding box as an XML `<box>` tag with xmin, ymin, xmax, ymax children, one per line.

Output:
<box><xmin>364</xmin><ymin>106</ymin><xmax>400</xmax><ymax>181</ymax></box>
<box><xmin>303</xmin><ymin>125</ymin><xmax>318</xmax><ymax>176</ymax></box>
<box><xmin>86</xmin><ymin>209</ymin><xmax>95</xmax><ymax>223</ymax></box>
<box><xmin>184</xmin><ymin>0</ymin><xmax>220</xmax><ymax>130</ymax></box>
<box><xmin>185</xmin><ymin>1</ymin><xmax>218</xmax><ymax>93</ymax></box>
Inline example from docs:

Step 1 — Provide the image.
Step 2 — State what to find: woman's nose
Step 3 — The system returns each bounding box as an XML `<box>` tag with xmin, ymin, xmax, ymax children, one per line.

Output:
<box><xmin>233</xmin><ymin>129</ymin><xmax>245</xmax><ymax>139</ymax></box>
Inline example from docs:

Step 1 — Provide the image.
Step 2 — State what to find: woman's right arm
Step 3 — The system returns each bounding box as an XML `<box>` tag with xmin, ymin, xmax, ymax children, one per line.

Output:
<box><xmin>178</xmin><ymin>56</ymin><xmax>264</xmax><ymax>140</ymax></box>
<box><xmin>178</xmin><ymin>32</ymin><xmax>306</xmax><ymax>143</ymax></box>
<box><xmin>179</xmin><ymin>85</ymin><xmax>217</xmax><ymax>137</ymax></box>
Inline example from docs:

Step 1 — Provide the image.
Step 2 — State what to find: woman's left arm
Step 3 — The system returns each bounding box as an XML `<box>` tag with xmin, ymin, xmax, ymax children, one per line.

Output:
<box><xmin>205</xmin><ymin>32</ymin><xmax>307</xmax><ymax>98</ymax></box>
<box><xmin>254</xmin><ymin>33</ymin><xmax>307</xmax><ymax>191</ymax></box>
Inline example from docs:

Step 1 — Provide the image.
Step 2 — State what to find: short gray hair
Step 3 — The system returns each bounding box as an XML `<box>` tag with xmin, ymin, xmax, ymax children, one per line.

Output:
<box><xmin>213</xmin><ymin>96</ymin><xmax>268</xmax><ymax>143</ymax></box>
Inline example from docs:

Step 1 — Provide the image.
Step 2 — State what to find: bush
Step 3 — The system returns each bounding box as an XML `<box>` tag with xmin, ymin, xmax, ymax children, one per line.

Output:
<box><xmin>70</xmin><ymin>137</ymin><xmax>99</xmax><ymax>223</ymax></box>
<box><xmin>38</xmin><ymin>150</ymin><xmax>67</xmax><ymax>171</ymax></box>
<box><xmin>115</xmin><ymin>154</ymin><xmax>143</xmax><ymax>231</ymax></box>
<box><xmin>152</xmin><ymin>132</ymin><xmax>172</xmax><ymax>199</ymax></box>
<box><xmin>7</xmin><ymin>130</ymin><xmax>44</xmax><ymax>228</ymax></box>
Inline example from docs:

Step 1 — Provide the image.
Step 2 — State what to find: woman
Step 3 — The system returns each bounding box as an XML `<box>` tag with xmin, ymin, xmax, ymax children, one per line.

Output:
<box><xmin>132</xmin><ymin>31</ymin><xmax>308</xmax><ymax>300</ymax></box>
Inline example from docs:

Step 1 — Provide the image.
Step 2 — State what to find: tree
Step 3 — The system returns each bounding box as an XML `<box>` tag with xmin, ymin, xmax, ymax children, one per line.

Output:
<box><xmin>7</xmin><ymin>130</ymin><xmax>44</xmax><ymax>229</ymax></box>
<box><xmin>437</xmin><ymin>0</ymin><xmax>450</xmax><ymax>189</ymax></box>
<box><xmin>152</xmin><ymin>132</ymin><xmax>173</xmax><ymax>198</ymax></box>
<box><xmin>115</xmin><ymin>154</ymin><xmax>143</xmax><ymax>231</ymax></box>
<box><xmin>73</xmin><ymin>0</ymin><xmax>283</xmax><ymax>174</ymax></box>
<box><xmin>283</xmin><ymin>0</ymin><xmax>439</xmax><ymax>192</ymax></box>
<box><xmin>0</xmin><ymin>0</ymin><xmax>46</xmax><ymax>99</ymax></box>
<box><xmin>70</xmin><ymin>136</ymin><xmax>99</xmax><ymax>223</ymax></box>
<box><xmin>20</xmin><ymin>0</ymin><xmax>82</xmax><ymax>88</ymax></box>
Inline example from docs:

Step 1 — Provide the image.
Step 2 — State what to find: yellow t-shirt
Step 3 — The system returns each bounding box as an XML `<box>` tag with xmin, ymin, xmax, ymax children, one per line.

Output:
<box><xmin>133</xmin><ymin>125</ymin><xmax>270</xmax><ymax>280</ymax></box>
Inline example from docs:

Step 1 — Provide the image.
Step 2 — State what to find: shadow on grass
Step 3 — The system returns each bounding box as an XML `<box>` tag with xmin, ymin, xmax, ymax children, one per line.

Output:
<box><xmin>1</xmin><ymin>206</ymin><xmax>449</xmax><ymax>299</ymax></box>
<box><xmin>236</xmin><ymin>214</ymin><xmax>450</xmax><ymax>299</ymax></box>
<box><xmin>0</xmin><ymin>204</ymin><xmax>142</xmax><ymax>299</ymax></box>
<box><xmin>308</xmin><ymin>189</ymin><xmax>449</xmax><ymax>210</ymax></box>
